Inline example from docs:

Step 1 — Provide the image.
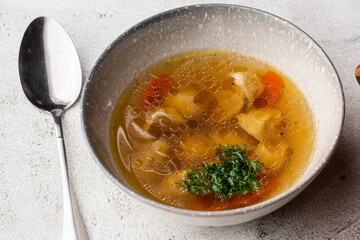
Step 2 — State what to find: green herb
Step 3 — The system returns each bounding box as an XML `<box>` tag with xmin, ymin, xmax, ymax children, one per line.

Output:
<box><xmin>180</xmin><ymin>144</ymin><xmax>263</xmax><ymax>200</ymax></box>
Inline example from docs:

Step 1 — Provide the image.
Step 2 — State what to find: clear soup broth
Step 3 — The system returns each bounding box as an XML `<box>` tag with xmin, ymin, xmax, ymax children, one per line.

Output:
<box><xmin>109</xmin><ymin>50</ymin><xmax>315</xmax><ymax>211</ymax></box>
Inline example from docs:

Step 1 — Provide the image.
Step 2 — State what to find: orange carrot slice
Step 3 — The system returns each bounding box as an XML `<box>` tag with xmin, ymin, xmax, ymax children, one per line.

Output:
<box><xmin>255</xmin><ymin>70</ymin><xmax>284</xmax><ymax>108</ymax></box>
<box><xmin>139</xmin><ymin>74</ymin><xmax>173</xmax><ymax>111</ymax></box>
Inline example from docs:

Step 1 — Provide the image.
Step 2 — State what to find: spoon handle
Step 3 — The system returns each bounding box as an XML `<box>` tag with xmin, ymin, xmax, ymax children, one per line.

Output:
<box><xmin>51</xmin><ymin>110</ymin><xmax>89</xmax><ymax>240</ymax></box>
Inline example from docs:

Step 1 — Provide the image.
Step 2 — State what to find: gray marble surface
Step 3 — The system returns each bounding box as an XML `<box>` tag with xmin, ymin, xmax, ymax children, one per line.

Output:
<box><xmin>1</xmin><ymin>0</ymin><xmax>359</xmax><ymax>239</ymax></box>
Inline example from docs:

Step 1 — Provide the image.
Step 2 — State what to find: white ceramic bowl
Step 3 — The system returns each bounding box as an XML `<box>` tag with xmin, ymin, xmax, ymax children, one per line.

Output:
<box><xmin>81</xmin><ymin>4</ymin><xmax>344</xmax><ymax>226</ymax></box>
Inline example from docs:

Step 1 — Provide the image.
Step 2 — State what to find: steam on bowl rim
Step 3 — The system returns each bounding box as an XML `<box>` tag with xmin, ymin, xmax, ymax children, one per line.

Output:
<box><xmin>81</xmin><ymin>4</ymin><xmax>345</xmax><ymax>218</ymax></box>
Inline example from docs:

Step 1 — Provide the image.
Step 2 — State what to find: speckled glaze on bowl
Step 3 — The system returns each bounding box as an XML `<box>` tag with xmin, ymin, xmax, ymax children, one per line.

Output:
<box><xmin>81</xmin><ymin>4</ymin><xmax>344</xmax><ymax>226</ymax></box>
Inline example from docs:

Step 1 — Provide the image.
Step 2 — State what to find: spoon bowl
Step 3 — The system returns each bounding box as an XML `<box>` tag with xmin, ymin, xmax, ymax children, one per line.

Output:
<box><xmin>19</xmin><ymin>17</ymin><xmax>81</xmax><ymax>111</ymax></box>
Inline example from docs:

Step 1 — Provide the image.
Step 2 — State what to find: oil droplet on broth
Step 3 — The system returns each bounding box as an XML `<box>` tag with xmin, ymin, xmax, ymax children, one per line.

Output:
<box><xmin>269</xmin><ymin>136</ymin><xmax>282</xmax><ymax>146</ymax></box>
<box><xmin>193</xmin><ymin>91</ymin><xmax>218</xmax><ymax>110</ymax></box>
<box><xmin>285</xmin><ymin>148</ymin><xmax>294</xmax><ymax>157</ymax></box>
<box><xmin>274</xmin><ymin>120</ymin><xmax>287</xmax><ymax>131</ymax></box>
<box><xmin>270</xmin><ymin>109</ymin><xmax>281</xmax><ymax>118</ymax></box>
<box><xmin>255</xmin><ymin>109</ymin><xmax>271</xmax><ymax>121</ymax></box>
<box><xmin>186</xmin><ymin>119</ymin><xmax>199</xmax><ymax>129</ymax></box>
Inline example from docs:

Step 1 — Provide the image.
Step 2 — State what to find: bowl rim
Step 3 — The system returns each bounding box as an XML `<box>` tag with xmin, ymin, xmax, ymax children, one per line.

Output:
<box><xmin>81</xmin><ymin>3</ymin><xmax>345</xmax><ymax>218</ymax></box>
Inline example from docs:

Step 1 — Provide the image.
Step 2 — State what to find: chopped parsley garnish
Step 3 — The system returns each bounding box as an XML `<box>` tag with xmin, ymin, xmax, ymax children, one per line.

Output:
<box><xmin>180</xmin><ymin>145</ymin><xmax>263</xmax><ymax>200</ymax></box>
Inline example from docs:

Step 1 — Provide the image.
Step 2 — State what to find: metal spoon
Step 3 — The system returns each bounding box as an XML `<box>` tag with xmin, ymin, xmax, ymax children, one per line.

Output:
<box><xmin>18</xmin><ymin>17</ymin><xmax>88</xmax><ymax>240</ymax></box>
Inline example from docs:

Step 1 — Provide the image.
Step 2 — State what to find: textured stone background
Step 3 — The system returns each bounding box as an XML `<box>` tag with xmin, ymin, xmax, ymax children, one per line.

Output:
<box><xmin>1</xmin><ymin>0</ymin><xmax>359</xmax><ymax>239</ymax></box>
